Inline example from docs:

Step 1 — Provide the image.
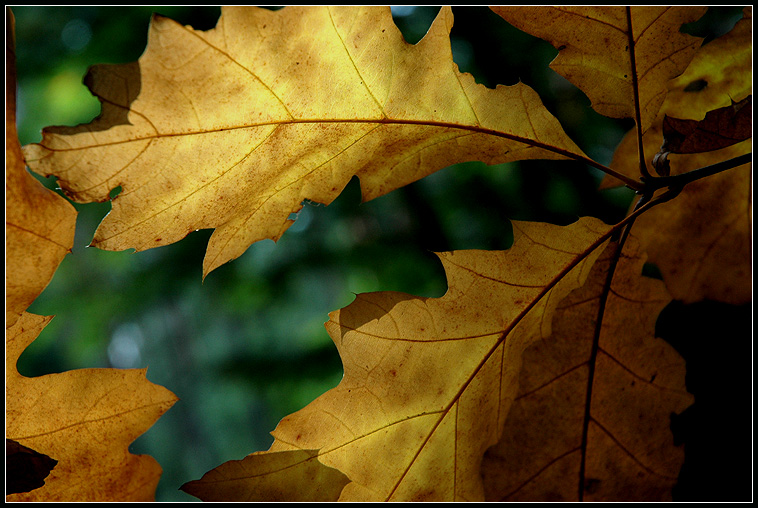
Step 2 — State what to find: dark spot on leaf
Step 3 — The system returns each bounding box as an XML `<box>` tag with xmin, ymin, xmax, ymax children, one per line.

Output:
<box><xmin>684</xmin><ymin>79</ymin><xmax>708</xmax><ymax>92</ymax></box>
<box><xmin>584</xmin><ymin>478</ymin><xmax>601</xmax><ymax>494</ymax></box>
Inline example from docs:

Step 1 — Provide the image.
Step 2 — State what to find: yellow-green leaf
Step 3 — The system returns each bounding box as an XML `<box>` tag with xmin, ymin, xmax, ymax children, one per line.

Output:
<box><xmin>22</xmin><ymin>6</ymin><xmax>592</xmax><ymax>278</ymax></box>
<box><xmin>664</xmin><ymin>7</ymin><xmax>752</xmax><ymax>121</ymax></box>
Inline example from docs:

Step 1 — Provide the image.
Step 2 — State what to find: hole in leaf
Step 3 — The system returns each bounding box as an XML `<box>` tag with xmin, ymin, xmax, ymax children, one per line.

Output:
<box><xmin>683</xmin><ymin>79</ymin><xmax>708</xmax><ymax>92</ymax></box>
<box><xmin>641</xmin><ymin>262</ymin><xmax>663</xmax><ymax>280</ymax></box>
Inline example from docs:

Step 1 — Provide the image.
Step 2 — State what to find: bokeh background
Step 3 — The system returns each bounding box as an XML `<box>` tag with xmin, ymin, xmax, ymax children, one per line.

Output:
<box><xmin>10</xmin><ymin>6</ymin><xmax>750</xmax><ymax>501</ymax></box>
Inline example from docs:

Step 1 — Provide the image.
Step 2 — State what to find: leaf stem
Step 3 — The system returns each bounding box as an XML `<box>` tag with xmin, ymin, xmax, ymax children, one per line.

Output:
<box><xmin>625</xmin><ymin>6</ymin><xmax>652</xmax><ymax>182</ymax></box>
<box><xmin>646</xmin><ymin>152</ymin><xmax>752</xmax><ymax>190</ymax></box>
<box><xmin>577</xmin><ymin>192</ymin><xmax>646</xmax><ymax>501</ymax></box>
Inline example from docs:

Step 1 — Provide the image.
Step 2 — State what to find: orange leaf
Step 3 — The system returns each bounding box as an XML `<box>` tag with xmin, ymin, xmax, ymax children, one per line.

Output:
<box><xmin>5</xmin><ymin>8</ymin><xmax>76</xmax><ymax>327</ymax></box>
<box><xmin>22</xmin><ymin>6</ymin><xmax>593</xmax><ymax>278</ymax></box>
<box><xmin>5</xmin><ymin>313</ymin><xmax>178</xmax><ymax>501</ymax></box>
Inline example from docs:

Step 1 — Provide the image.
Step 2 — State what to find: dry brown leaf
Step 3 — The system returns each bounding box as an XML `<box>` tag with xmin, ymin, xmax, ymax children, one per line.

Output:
<box><xmin>491</xmin><ymin>6</ymin><xmax>706</xmax><ymax>132</ymax></box>
<box><xmin>481</xmin><ymin>236</ymin><xmax>692</xmax><ymax>501</ymax></box>
<box><xmin>22</xmin><ymin>6</ymin><xmax>594</xmax><ymax>278</ymax></box>
<box><xmin>660</xmin><ymin>96</ymin><xmax>751</xmax><ymax>156</ymax></box>
<box><xmin>5</xmin><ymin>313</ymin><xmax>178</xmax><ymax>501</ymax></box>
<box><xmin>185</xmin><ymin>218</ymin><xmax>613</xmax><ymax>501</ymax></box>
<box><xmin>6</xmin><ymin>12</ymin><xmax>177</xmax><ymax>501</ymax></box>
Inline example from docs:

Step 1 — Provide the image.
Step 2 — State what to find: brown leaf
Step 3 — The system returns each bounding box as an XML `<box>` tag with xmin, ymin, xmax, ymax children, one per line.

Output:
<box><xmin>181</xmin><ymin>449</ymin><xmax>349</xmax><ymax>501</ymax></box>
<box><xmin>660</xmin><ymin>96</ymin><xmax>751</xmax><ymax>155</ymax></box>
<box><xmin>6</xmin><ymin>439</ymin><xmax>58</xmax><ymax>495</ymax></box>
<box><xmin>5</xmin><ymin>313</ymin><xmax>178</xmax><ymax>501</ymax></box>
<box><xmin>5</xmin><ymin>7</ymin><xmax>76</xmax><ymax>327</ymax></box>
<box><xmin>481</xmin><ymin>236</ymin><xmax>692</xmax><ymax>501</ymax></box>
<box><xmin>22</xmin><ymin>6</ymin><xmax>593</xmax><ymax>278</ymax></box>
<box><xmin>491</xmin><ymin>6</ymin><xmax>706</xmax><ymax>132</ymax></box>
<box><xmin>190</xmin><ymin>218</ymin><xmax>613</xmax><ymax>501</ymax></box>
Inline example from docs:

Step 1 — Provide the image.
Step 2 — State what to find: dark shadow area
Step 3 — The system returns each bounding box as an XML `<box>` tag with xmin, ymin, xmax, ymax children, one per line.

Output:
<box><xmin>657</xmin><ymin>300</ymin><xmax>752</xmax><ymax>502</ymax></box>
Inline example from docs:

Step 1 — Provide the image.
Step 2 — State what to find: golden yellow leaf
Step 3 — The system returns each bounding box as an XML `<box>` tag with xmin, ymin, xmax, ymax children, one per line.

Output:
<box><xmin>186</xmin><ymin>218</ymin><xmax>613</xmax><ymax>501</ymax></box>
<box><xmin>5</xmin><ymin>313</ymin><xmax>178</xmax><ymax>501</ymax></box>
<box><xmin>22</xmin><ymin>6</ymin><xmax>595</xmax><ymax>278</ymax></box>
<box><xmin>491</xmin><ymin>6</ymin><xmax>706</xmax><ymax>131</ymax></box>
<box><xmin>181</xmin><ymin>449</ymin><xmax>349</xmax><ymax>501</ymax></box>
<box><xmin>5</xmin><ymin>8</ymin><xmax>76</xmax><ymax>327</ymax></box>
<box><xmin>481</xmin><ymin>236</ymin><xmax>692</xmax><ymax>501</ymax></box>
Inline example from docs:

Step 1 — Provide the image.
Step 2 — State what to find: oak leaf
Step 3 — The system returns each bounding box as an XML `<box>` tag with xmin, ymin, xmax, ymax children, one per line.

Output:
<box><xmin>481</xmin><ymin>236</ymin><xmax>692</xmax><ymax>501</ymax></box>
<box><xmin>659</xmin><ymin>95</ymin><xmax>751</xmax><ymax>156</ymax></box>
<box><xmin>663</xmin><ymin>7</ymin><xmax>752</xmax><ymax>121</ymax></box>
<box><xmin>6</xmin><ymin>12</ymin><xmax>177</xmax><ymax>501</ymax></box>
<box><xmin>6</xmin><ymin>313</ymin><xmax>178</xmax><ymax>501</ymax></box>
<box><xmin>5</xmin><ymin>8</ymin><xmax>76</xmax><ymax>327</ymax></box>
<box><xmin>605</xmin><ymin>11</ymin><xmax>752</xmax><ymax>304</ymax></box>
<box><xmin>181</xmin><ymin>449</ymin><xmax>349</xmax><ymax>502</ymax></box>
<box><xmin>22</xmin><ymin>6</ymin><xmax>596</xmax><ymax>278</ymax></box>
<box><xmin>184</xmin><ymin>218</ymin><xmax>614</xmax><ymax>501</ymax></box>
<box><xmin>491</xmin><ymin>6</ymin><xmax>706</xmax><ymax>132</ymax></box>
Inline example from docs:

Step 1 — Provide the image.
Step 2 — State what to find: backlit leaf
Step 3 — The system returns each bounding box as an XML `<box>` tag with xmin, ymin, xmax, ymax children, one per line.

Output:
<box><xmin>181</xmin><ymin>449</ymin><xmax>349</xmax><ymax>501</ymax></box>
<box><xmin>5</xmin><ymin>313</ymin><xmax>178</xmax><ymax>501</ymax></box>
<box><xmin>605</xmin><ymin>13</ymin><xmax>752</xmax><ymax>304</ymax></box>
<box><xmin>491</xmin><ymin>6</ymin><xmax>706</xmax><ymax>132</ymax></box>
<box><xmin>481</xmin><ymin>237</ymin><xmax>692</xmax><ymax>501</ymax></box>
<box><xmin>186</xmin><ymin>218</ymin><xmax>613</xmax><ymax>501</ymax></box>
<box><xmin>22</xmin><ymin>6</ymin><xmax>594</xmax><ymax>277</ymax></box>
<box><xmin>5</xmin><ymin>8</ymin><xmax>76</xmax><ymax>327</ymax></box>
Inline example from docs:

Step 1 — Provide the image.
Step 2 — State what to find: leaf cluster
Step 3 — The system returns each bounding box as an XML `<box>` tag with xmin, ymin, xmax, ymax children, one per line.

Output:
<box><xmin>5</xmin><ymin>6</ymin><xmax>752</xmax><ymax>502</ymax></box>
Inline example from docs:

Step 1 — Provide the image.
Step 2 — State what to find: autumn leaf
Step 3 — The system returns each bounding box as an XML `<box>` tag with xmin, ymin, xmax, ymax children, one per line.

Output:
<box><xmin>605</xmin><ymin>10</ymin><xmax>752</xmax><ymax>304</ymax></box>
<box><xmin>182</xmin><ymin>449</ymin><xmax>349</xmax><ymax>502</ymax></box>
<box><xmin>5</xmin><ymin>7</ymin><xmax>76</xmax><ymax>327</ymax></box>
<box><xmin>184</xmin><ymin>218</ymin><xmax>615</xmax><ymax>501</ymax></box>
<box><xmin>6</xmin><ymin>11</ymin><xmax>178</xmax><ymax>501</ymax></box>
<box><xmin>664</xmin><ymin>7</ymin><xmax>752</xmax><ymax>121</ymax></box>
<box><xmin>481</xmin><ymin>236</ymin><xmax>692</xmax><ymax>501</ymax></box>
<box><xmin>490</xmin><ymin>6</ymin><xmax>706</xmax><ymax>132</ymax></box>
<box><xmin>658</xmin><ymin>96</ymin><xmax>751</xmax><ymax>156</ymax></box>
<box><xmin>21</xmin><ymin>6</ymin><xmax>603</xmax><ymax>278</ymax></box>
<box><xmin>6</xmin><ymin>313</ymin><xmax>178</xmax><ymax>501</ymax></box>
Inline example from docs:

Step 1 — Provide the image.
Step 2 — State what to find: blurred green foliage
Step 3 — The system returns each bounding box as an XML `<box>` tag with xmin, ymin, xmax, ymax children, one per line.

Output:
<box><xmin>10</xmin><ymin>6</ymin><xmax>749</xmax><ymax>502</ymax></box>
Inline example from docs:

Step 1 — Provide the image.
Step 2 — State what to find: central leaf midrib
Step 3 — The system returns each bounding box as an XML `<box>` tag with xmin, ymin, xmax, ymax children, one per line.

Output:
<box><xmin>41</xmin><ymin>117</ymin><xmax>589</xmax><ymax>165</ymax></box>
